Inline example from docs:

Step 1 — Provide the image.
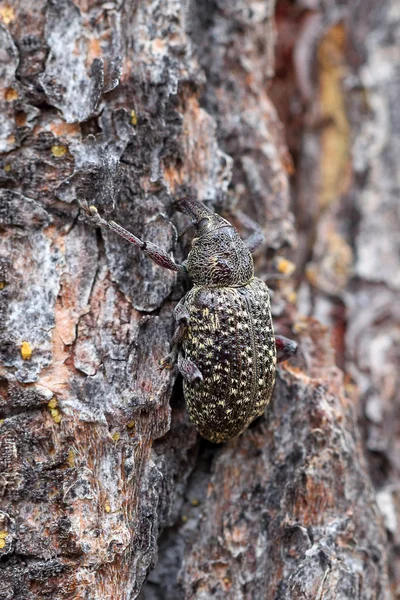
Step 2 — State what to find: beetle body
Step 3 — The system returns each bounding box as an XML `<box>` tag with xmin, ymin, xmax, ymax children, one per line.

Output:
<box><xmin>84</xmin><ymin>197</ymin><xmax>296</xmax><ymax>443</ymax></box>
<box><xmin>183</xmin><ymin>279</ymin><xmax>275</xmax><ymax>442</ymax></box>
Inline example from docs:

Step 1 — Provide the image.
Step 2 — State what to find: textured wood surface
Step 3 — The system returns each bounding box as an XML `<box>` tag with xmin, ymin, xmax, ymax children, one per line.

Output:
<box><xmin>0</xmin><ymin>0</ymin><xmax>394</xmax><ymax>598</ymax></box>
<box><xmin>272</xmin><ymin>1</ymin><xmax>400</xmax><ymax>597</ymax></box>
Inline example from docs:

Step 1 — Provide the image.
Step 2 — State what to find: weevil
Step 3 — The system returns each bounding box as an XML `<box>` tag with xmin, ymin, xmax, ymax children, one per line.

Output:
<box><xmin>82</xmin><ymin>198</ymin><xmax>297</xmax><ymax>443</ymax></box>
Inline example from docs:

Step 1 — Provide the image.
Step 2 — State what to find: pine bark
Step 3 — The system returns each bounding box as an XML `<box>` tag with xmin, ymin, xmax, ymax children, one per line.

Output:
<box><xmin>0</xmin><ymin>1</ymin><xmax>395</xmax><ymax>599</ymax></box>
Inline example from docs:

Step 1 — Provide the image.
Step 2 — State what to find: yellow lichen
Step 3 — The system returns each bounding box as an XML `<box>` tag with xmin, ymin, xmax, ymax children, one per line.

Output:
<box><xmin>51</xmin><ymin>145</ymin><xmax>67</xmax><ymax>158</ymax></box>
<box><xmin>127</xmin><ymin>421</ymin><xmax>135</xmax><ymax>429</ymax></box>
<box><xmin>47</xmin><ymin>398</ymin><xmax>62</xmax><ymax>423</ymax></box>
<box><xmin>0</xmin><ymin>531</ymin><xmax>7</xmax><ymax>549</ymax></box>
<box><xmin>130</xmin><ymin>109</ymin><xmax>137</xmax><ymax>126</ymax></box>
<box><xmin>50</xmin><ymin>408</ymin><xmax>62</xmax><ymax>424</ymax></box>
<box><xmin>105</xmin><ymin>503</ymin><xmax>111</xmax><ymax>513</ymax></box>
<box><xmin>0</xmin><ymin>420</ymin><xmax>4</xmax><ymax>427</ymax></box>
<box><xmin>21</xmin><ymin>341</ymin><xmax>32</xmax><ymax>360</ymax></box>
<box><xmin>49</xmin><ymin>405</ymin><xmax>61</xmax><ymax>424</ymax></box>
<box><xmin>0</xmin><ymin>282</ymin><xmax>5</xmax><ymax>290</ymax></box>
<box><xmin>67</xmin><ymin>449</ymin><xmax>75</xmax><ymax>467</ymax></box>
<box><xmin>5</xmin><ymin>87</ymin><xmax>18</xmax><ymax>102</ymax></box>
<box><xmin>0</xmin><ymin>5</ymin><xmax>15</xmax><ymax>24</ymax></box>
<box><xmin>275</xmin><ymin>257</ymin><xmax>296</xmax><ymax>276</ymax></box>
<box><xmin>181</xmin><ymin>515</ymin><xmax>188</xmax><ymax>523</ymax></box>
<box><xmin>112</xmin><ymin>432</ymin><xmax>120</xmax><ymax>442</ymax></box>
<box><xmin>48</xmin><ymin>397</ymin><xmax>58</xmax><ymax>409</ymax></box>
<box><xmin>3</xmin><ymin>164</ymin><xmax>11</xmax><ymax>173</ymax></box>
<box><xmin>293</xmin><ymin>319</ymin><xmax>308</xmax><ymax>334</ymax></box>
<box><xmin>190</xmin><ymin>499</ymin><xmax>200</xmax><ymax>506</ymax></box>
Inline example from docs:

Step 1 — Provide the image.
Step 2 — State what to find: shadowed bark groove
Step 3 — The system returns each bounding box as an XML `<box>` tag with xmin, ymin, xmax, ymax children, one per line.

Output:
<box><xmin>0</xmin><ymin>0</ymin><xmax>393</xmax><ymax>598</ymax></box>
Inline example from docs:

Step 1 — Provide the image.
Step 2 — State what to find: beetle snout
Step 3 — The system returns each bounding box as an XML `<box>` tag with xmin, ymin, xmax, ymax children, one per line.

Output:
<box><xmin>174</xmin><ymin>197</ymin><xmax>213</xmax><ymax>222</ymax></box>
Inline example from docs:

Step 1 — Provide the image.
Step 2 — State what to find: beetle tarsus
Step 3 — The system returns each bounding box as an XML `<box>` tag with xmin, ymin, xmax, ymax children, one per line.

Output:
<box><xmin>275</xmin><ymin>335</ymin><xmax>298</xmax><ymax>363</ymax></box>
<box><xmin>178</xmin><ymin>354</ymin><xmax>203</xmax><ymax>386</ymax></box>
<box><xmin>159</xmin><ymin>353</ymin><xmax>177</xmax><ymax>370</ymax></box>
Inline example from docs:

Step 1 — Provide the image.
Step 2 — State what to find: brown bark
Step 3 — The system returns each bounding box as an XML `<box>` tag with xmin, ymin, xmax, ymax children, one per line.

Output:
<box><xmin>0</xmin><ymin>1</ymin><xmax>394</xmax><ymax>599</ymax></box>
<box><xmin>179</xmin><ymin>320</ymin><xmax>388</xmax><ymax>600</ymax></box>
<box><xmin>271</xmin><ymin>0</ymin><xmax>400</xmax><ymax>597</ymax></box>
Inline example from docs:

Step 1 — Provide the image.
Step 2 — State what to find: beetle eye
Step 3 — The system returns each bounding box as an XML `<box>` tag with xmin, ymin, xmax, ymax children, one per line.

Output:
<box><xmin>197</xmin><ymin>217</ymin><xmax>209</xmax><ymax>230</ymax></box>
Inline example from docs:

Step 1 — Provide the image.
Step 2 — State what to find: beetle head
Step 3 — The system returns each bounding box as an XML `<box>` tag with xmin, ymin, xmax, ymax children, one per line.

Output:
<box><xmin>175</xmin><ymin>198</ymin><xmax>254</xmax><ymax>287</ymax></box>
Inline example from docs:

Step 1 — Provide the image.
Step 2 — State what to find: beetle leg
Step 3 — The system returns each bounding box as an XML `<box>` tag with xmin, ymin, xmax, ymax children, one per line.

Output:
<box><xmin>276</xmin><ymin>335</ymin><xmax>298</xmax><ymax>363</ymax></box>
<box><xmin>159</xmin><ymin>323</ymin><xmax>187</xmax><ymax>369</ymax></box>
<box><xmin>159</xmin><ymin>299</ymin><xmax>190</xmax><ymax>370</ymax></box>
<box><xmin>177</xmin><ymin>353</ymin><xmax>203</xmax><ymax>386</ymax></box>
<box><xmin>81</xmin><ymin>203</ymin><xmax>186</xmax><ymax>273</ymax></box>
<box><xmin>232</xmin><ymin>209</ymin><xmax>265</xmax><ymax>254</ymax></box>
<box><xmin>159</xmin><ymin>349</ymin><xmax>178</xmax><ymax>370</ymax></box>
<box><xmin>173</xmin><ymin>297</ymin><xmax>190</xmax><ymax>324</ymax></box>
<box><xmin>177</xmin><ymin>220</ymin><xmax>196</xmax><ymax>240</ymax></box>
<box><xmin>245</xmin><ymin>230</ymin><xmax>265</xmax><ymax>254</ymax></box>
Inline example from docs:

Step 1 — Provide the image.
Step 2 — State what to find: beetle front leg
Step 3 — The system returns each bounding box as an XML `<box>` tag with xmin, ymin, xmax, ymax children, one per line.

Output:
<box><xmin>276</xmin><ymin>335</ymin><xmax>298</xmax><ymax>363</ymax></box>
<box><xmin>81</xmin><ymin>203</ymin><xmax>186</xmax><ymax>273</ymax></box>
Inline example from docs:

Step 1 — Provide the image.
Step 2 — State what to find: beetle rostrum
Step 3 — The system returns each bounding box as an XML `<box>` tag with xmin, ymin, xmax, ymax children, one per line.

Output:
<box><xmin>82</xmin><ymin>197</ymin><xmax>297</xmax><ymax>443</ymax></box>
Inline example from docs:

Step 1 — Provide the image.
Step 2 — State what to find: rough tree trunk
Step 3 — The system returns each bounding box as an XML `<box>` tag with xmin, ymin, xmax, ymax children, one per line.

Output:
<box><xmin>0</xmin><ymin>1</ymin><xmax>395</xmax><ymax>599</ymax></box>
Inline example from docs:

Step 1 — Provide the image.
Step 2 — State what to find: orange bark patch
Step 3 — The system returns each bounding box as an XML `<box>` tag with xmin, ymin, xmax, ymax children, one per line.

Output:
<box><xmin>295</xmin><ymin>475</ymin><xmax>336</xmax><ymax>526</ymax></box>
<box><xmin>37</xmin><ymin>298</ymin><xmax>75</xmax><ymax>399</ymax></box>
<box><xmin>0</xmin><ymin>4</ymin><xmax>14</xmax><ymax>24</ymax></box>
<box><xmin>318</xmin><ymin>23</ymin><xmax>351</xmax><ymax>210</ymax></box>
<box><xmin>4</xmin><ymin>87</ymin><xmax>18</xmax><ymax>102</ymax></box>
<box><xmin>153</xmin><ymin>38</ymin><xmax>165</xmax><ymax>52</ymax></box>
<box><xmin>163</xmin><ymin>164</ymin><xmax>182</xmax><ymax>189</ymax></box>
<box><xmin>51</xmin><ymin>121</ymin><xmax>80</xmax><ymax>137</ymax></box>
<box><xmin>88</xmin><ymin>37</ymin><xmax>102</xmax><ymax>62</ymax></box>
<box><xmin>15</xmin><ymin>111</ymin><xmax>27</xmax><ymax>127</ymax></box>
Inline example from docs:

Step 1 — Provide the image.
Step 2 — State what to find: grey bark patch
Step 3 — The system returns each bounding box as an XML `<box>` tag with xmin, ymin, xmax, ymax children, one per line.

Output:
<box><xmin>187</xmin><ymin>0</ymin><xmax>295</xmax><ymax>252</ymax></box>
<box><xmin>57</xmin><ymin>111</ymin><xmax>134</xmax><ymax>206</ymax></box>
<box><xmin>0</xmin><ymin>234</ymin><xmax>62</xmax><ymax>383</ymax></box>
<box><xmin>0</xmin><ymin>193</ymin><xmax>63</xmax><ymax>383</ymax></box>
<box><xmin>0</xmin><ymin>23</ymin><xmax>19</xmax><ymax>84</ymax></box>
<box><xmin>0</xmin><ymin>377</ymin><xmax>49</xmax><ymax>419</ymax></box>
<box><xmin>101</xmin><ymin>10</ymin><xmax>123</xmax><ymax>93</ymax></box>
<box><xmin>103</xmin><ymin>212</ymin><xmax>178</xmax><ymax>313</ymax></box>
<box><xmin>0</xmin><ymin>189</ymin><xmax>51</xmax><ymax>230</ymax></box>
<box><xmin>0</xmin><ymin>23</ymin><xmax>40</xmax><ymax>152</ymax></box>
<box><xmin>39</xmin><ymin>0</ymin><xmax>105</xmax><ymax>123</ymax></box>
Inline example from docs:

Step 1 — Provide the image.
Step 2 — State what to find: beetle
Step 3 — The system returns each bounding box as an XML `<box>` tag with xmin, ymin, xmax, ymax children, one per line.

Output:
<box><xmin>82</xmin><ymin>197</ymin><xmax>297</xmax><ymax>443</ymax></box>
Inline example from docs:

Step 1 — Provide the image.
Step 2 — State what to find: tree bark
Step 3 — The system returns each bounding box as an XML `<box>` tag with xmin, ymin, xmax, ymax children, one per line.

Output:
<box><xmin>271</xmin><ymin>1</ymin><xmax>400</xmax><ymax>597</ymax></box>
<box><xmin>0</xmin><ymin>1</ymin><xmax>394</xmax><ymax>599</ymax></box>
